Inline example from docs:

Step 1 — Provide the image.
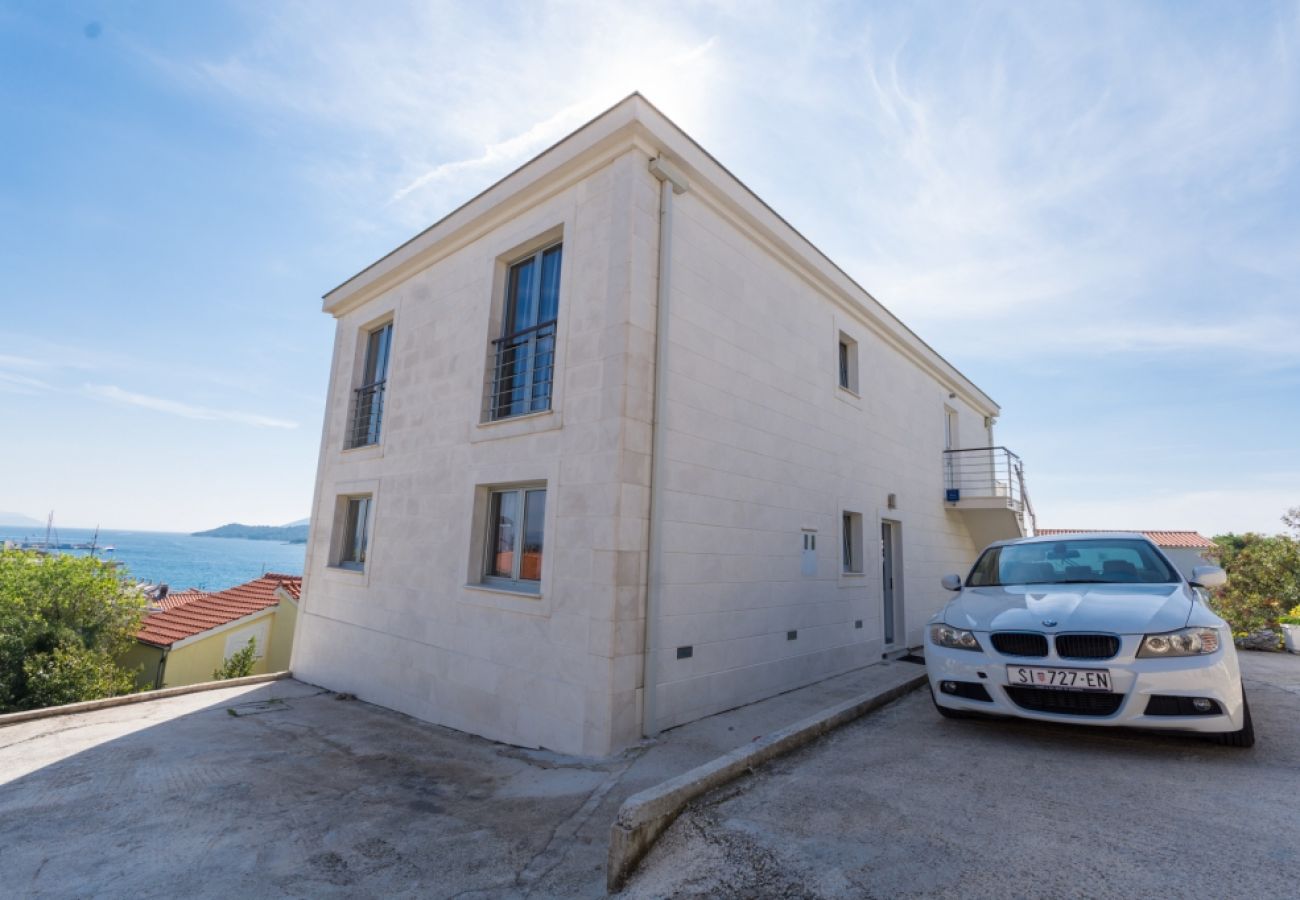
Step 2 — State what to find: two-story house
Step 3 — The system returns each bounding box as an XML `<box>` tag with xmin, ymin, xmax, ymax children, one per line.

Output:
<box><xmin>292</xmin><ymin>94</ymin><xmax>1031</xmax><ymax>756</ymax></box>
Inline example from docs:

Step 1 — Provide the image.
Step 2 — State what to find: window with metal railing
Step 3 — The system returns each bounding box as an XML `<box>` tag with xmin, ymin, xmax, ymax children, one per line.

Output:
<box><xmin>347</xmin><ymin>322</ymin><xmax>392</xmax><ymax>448</ymax></box>
<box><xmin>485</xmin><ymin>244</ymin><xmax>561</xmax><ymax>421</ymax></box>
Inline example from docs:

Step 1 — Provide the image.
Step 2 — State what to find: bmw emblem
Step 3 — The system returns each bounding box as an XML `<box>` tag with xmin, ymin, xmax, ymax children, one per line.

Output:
<box><xmin>1041</xmin><ymin>619</ymin><xmax>1058</xmax><ymax>628</ymax></box>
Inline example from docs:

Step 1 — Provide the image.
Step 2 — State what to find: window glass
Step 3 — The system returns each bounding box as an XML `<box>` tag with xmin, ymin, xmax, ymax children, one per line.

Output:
<box><xmin>506</xmin><ymin>256</ymin><xmax>537</xmax><ymax>334</ymax></box>
<box><xmin>487</xmin><ymin>490</ymin><xmax>519</xmax><ymax>579</ymax></box>
<box><xmin>340</xmin><ymin>496</ymin><xmax>370</xmax><ymax>569</ymax></box>
<box><xmin>839</xmin><ymin>342</ymin><xmax>849</xmax><ymax>388</ymax></box>
<box><xmin>538</xmin><ymin>246</ymin><xmax>562</xmax><ymax>324</ymax></box>
<box><xmin>521</xmin><ymin>489</ymin><xmax>546</xmax><ymax>581</ymax></box>
<box><xmin>966</xmin><ymin>539</ymin><xmax>1179</xmax><ymax>586</ymax></box>
<box><xmin>842</xmin><ymin>513</ymin><xmax>854</xmax><ymax>572</ymax></box>
<box><xmin>364</xmin><ymin>323</ymin><xmax>393</xmax><ymax>385</ymax></box>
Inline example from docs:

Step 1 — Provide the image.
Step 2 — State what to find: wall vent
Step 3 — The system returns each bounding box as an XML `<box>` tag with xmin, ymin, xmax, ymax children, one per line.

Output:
<box><xmin>676</xmin><ymin>645</ymin><xmax>693</xmax><ymax>660</ymax></box>
<box><xmin>787</xmin><ymin>630</ymin><xmax>798</xmax><ymax>641</ymax></box>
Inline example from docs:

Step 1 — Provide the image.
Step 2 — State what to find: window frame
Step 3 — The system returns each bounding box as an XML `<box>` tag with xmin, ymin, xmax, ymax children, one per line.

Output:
<box><xmin>347</xmin><ymin>319</ymin><xmax>393</xmax><ymax>449</ymax></box>
<box><xmin>837</xmin><ymin>331</ymin><xmax>859</xmax><ymax>395</ymax></box>
<box><xmin>842</xmin><ymin>510</ymin><xmax>865</xmax><ymax>575</ymax></box>
<box><xmin>485</xmin><ymin>242</ymin><xmax>563</xmax><ymax>422</ymax></box>
<box><xmin>335</xmin><ymin>494</ymin><xmax>372</xmax><ymax>571</ymax></box>
<box><xmin>481</xmin><ymin>485</ymin><xmax>547</xmax><ymax>593</ymax></box>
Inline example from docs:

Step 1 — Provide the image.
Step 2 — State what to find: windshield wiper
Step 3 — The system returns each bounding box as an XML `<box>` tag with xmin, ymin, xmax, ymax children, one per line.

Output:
<box><xmin>1053</xmin><ymin>579</ymin><xmax>1107</xmax><ymax>584</ymax></box>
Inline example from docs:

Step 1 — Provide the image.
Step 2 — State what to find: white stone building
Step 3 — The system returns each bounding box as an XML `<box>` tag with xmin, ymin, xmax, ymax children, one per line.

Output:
<box><xmin>292</xmin><ymin>94</ymin><xmax>1030</xmax><ymax>756</ymax></box>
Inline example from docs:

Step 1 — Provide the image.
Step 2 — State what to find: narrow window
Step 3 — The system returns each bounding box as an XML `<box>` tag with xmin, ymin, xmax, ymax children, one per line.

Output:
<box><xmin>347</xmin><ymin>322</ymin><xmax>393</xmax><ymax>448</ymax></box>
<box><xmin>488</xmin><ymin>244</ymin><xmax>562</xmax><ymax>420</ymax></box>
<box><xmin>484</xmin><ymin>486</ymin><xmax>546</xmax><ymax>591</ymax></box>
<box><xmin>842</xmin><ymin>511</ymin><xmax>864</xmax><ymax>574</ymax></box>
<box><xmin>837</xmin><ymin>332</ymin><xmax>859</xmax><ymax>394</ymax></box>
<box><xmin>842</xmin><ymin>513</ymin><xmax>854</xmax><ymax>571</ymax></box>
<box><xmin>337</xmin><ymin>495</ymin><xmax>372</xmax><ymax>570</ymax></box>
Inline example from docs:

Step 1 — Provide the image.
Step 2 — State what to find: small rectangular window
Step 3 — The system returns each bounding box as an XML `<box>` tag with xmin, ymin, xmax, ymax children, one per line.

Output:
<box><xmin>483</xmin><ymin>486</ymin><xmax>546</xmax><ymax>590</ymax></box>
<box><xmin>347</xmin><ymin>322</ymin><xmax>393</xmax><ymax>448</ymax></box>
<box><xmin>837</xmin><ymin>332</ymin><xmax>859</xmax><ymax>394</ymax></box>
<box><xmin>842</xmin><ymin>511</ymin><xmax>864</xmax><ymax>574</ymax></box>
<box><xmin>487</xmin><ymin>244</ymin><xmax>562</xmax><ymax>421</ymax></box>
<box><xmin>337</xmin><ymin>495</ymin><xmax>372</xmax><ymax>570</ymax></box>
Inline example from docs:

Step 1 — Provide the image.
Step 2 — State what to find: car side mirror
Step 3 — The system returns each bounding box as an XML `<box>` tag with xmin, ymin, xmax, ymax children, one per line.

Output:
<box><xmin>941</xmin><ymin>574</ymin><xmax>963</xmax><ymax>591</ymax></box>
<box><xmin>1190</xmin><ymin>565</ymin><xmax>1226</xmax><ymax>589</ymax></box>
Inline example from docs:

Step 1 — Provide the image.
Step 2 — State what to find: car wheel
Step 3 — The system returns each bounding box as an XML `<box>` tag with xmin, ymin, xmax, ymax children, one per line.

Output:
<box><xmin>930</xmin><ymin>686</ymin><xmax>969</xmax><ymax>719</ymax></box>
<box><xmin>1213</xmin><ymin>694</ymin><xmax>1255</xmax><ymax>748</ymax></box>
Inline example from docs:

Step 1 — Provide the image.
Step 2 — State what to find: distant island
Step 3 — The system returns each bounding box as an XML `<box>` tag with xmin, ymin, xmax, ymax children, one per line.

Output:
<box><xmin>193</xmin><ymin>523</ymin><xmax>309</xmax><ymax>543</ymax></box>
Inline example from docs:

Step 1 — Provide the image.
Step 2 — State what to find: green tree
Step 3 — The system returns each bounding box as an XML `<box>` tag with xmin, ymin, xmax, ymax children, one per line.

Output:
<box><xmin>1209</xmin><ymin>530</ymin><xmax>1300</xmax><ymax>634</ymax></box>
<box><xmin>0</xmin><ymin>549</ymin><xmax>146</xmax><ymax>712</ymax></box>
<box><xmin>213</xmin><ymin>638</ymin><xmax>258</xmax><ymax>680</ymax></box>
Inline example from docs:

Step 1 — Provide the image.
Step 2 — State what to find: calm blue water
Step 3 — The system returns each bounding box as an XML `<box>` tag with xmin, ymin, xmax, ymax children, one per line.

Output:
<box><xmin>0</xmin><ymin>526</ymin><xmax>306</xmax><ymax>592</ymax></box>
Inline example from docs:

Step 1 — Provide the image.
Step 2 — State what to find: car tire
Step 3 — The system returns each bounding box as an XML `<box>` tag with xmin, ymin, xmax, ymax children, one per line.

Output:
<box><xmin>930</xmin><ymin>686</ymin><xmax>970</xmax><ymax>719</ymax></box>
<box><xmin>1213</xmin><ymin>694</ymin><xmax>1255</xmax><ymax>748</ymax></box>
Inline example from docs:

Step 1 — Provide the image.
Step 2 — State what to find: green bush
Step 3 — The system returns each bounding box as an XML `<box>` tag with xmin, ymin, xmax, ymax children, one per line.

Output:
<box><xmin>1208</xmin><ymin>531</ymin><xmax>1300</xmax><ymax>633</ymax></box>
<box><xmin>213</xmin><ymin>638</ymin><xmax>258</xmax><ymax>680</ymax></box>
<box><xmin>0</xmin><ymin>549</ymin><xmax>145</xmax><ymax>712</ymax></box>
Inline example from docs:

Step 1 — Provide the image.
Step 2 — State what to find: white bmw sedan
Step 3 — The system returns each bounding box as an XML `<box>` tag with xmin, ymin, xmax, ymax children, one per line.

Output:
<box><xmin>925</xmin><ymin>533</ymin><xmax>1253</xmax><ymax>747</ymax></box>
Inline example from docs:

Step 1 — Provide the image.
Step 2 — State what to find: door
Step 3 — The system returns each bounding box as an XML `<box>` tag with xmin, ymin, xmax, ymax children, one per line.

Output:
<box><xmin>881</xmin><ymin>521</ymin><xmax>901</xmax><ymax>647</ymax></box>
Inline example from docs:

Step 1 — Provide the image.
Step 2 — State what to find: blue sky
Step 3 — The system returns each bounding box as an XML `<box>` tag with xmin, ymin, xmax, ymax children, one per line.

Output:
<box><xmin>2</xmin><ymin>1</ymin><xmax>1297</xmax><ymax>535</ymax></box>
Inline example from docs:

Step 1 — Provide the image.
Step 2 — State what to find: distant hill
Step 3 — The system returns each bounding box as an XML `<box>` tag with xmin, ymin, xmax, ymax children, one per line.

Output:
<box><xmin>281</xmin><ymin>517</ymin><xmax>310</xmax><ymax>527</ymax></box>
<box><xmin>0</xmin><ymin>511</ymin><xmax>43</xmax><ymax>527</ymax></box>
<box><xmin>193</xmin><ymin>523</ymin><xmax>309</xmax><ymax>543</ymax></box>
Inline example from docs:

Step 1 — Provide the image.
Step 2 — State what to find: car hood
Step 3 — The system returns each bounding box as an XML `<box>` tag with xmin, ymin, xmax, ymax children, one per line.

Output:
<box><xmin>946</xmin><ymin>584</ymin><xmax>1193</xmax><ymax>635</ymax></box>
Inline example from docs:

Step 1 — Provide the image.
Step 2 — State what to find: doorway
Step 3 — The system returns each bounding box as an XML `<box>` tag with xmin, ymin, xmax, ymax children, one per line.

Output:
<box><xmin>881</xmin><ymin>520</ymin><xmax>903</xmax><ymax>648</ymax></box>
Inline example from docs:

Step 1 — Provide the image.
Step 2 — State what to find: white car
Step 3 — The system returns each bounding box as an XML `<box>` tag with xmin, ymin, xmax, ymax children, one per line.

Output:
<box><xmin>925</xmin><ymin>533</ymin><xmax>1253</xmax><ymax>747</ymax></box>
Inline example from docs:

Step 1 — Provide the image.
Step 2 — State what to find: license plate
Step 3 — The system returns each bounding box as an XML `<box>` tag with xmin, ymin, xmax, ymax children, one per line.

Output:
<box><xmin>1006</xmin><ymin>665</ymin><xmax>1112</xmax><ymax>691</ymax></box>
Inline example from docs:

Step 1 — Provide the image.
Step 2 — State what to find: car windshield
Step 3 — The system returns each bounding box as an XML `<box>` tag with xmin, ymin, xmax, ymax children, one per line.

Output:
<box><xmin>966</xmin><ymin>538</ymin><xmax>1180</xmax><ymax>587</ymax></box>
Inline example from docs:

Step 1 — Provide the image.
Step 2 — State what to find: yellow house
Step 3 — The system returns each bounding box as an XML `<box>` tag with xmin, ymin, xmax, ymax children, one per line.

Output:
<box><xmin>122</xmin><ymin>573</ymin><xmax>301</xmax><ymax>690</ymax></box>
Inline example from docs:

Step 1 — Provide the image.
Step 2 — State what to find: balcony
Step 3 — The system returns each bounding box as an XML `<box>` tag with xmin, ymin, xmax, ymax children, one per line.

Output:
<box><xmin>943</xmin><ymin>446</ymin><xmax>1036</xmax><ymax>546</ymax></box>
<box><xmin>346</xmin><ymin>381</ymin><xmax>386</xmax><ymax>449</ymax></box>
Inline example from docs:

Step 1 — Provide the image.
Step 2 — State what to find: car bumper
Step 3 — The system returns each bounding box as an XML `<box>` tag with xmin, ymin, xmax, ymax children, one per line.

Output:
<box><xmin>925</xmin><ymin>638</ymin><xmax>1246</xmax><ymax>733</ymax></box>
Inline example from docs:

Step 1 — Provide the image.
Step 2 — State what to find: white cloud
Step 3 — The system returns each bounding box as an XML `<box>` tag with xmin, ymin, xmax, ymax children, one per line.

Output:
<box><xmin>85</xmin><ymin>384</ymin><xmax>298</xmax><ymax>429</ymax></box>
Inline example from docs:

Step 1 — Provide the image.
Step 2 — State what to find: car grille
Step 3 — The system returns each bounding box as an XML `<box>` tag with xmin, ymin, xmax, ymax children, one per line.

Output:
<box><xmin>1004</xmin><ymin>686</ymin><xmax>1124</xmax><ymax>716</ymax></box>
<box><xmin>1055</xmin><ymin>634</ymin><xmax>1120</xmax><ymax>660</ymax></box>
<box><xmin>991</xmin><ymin>632</ymin><xmax>1048</xmax><ymax>657</ymax></box>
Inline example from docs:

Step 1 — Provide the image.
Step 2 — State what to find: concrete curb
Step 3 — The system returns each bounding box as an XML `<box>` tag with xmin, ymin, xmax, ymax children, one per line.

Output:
<box><xmin>0</xmin><ymin>671</ymin><xmax>292</xmax><ymax>727</ymax></box>
<box><xmin>607</xmin><ymin>671</ymin><xmax>926</xmax><ymax>891</ymax></box>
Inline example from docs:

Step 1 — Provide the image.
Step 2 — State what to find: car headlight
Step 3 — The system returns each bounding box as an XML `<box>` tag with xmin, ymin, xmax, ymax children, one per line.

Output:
<box><xmin>930</xmin><ymin>624</ymin><xmax>982</xmax><ymax>651</ymax></box>
<box><xmin>1137</xmin><ymin>626</ymin><xmax>1221</xmax><ymax>658</ymax></box>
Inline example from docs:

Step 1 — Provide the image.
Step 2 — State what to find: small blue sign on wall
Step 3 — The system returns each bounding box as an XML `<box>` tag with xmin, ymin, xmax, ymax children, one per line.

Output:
<box><xmin>945</xmin><ymin>488</ymin><xmax>960</xmax><ymax>502</ymax></box>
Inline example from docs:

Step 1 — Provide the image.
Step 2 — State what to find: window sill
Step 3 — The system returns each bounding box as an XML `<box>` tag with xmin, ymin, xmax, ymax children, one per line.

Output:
<box><xmin>328</xmin><ymin>564</ymin><xmax>367</xmax><ymax>575</ymax></box>
<box><xmin>465</xmin><ymin>582</ymin><xmax>542</xmax><ymax>599</ymax></box>
<box><xmin>838</xmin><ymin>571</ymin><xmax>866</xmax><ymax>588</ymax></box>
<box><xmin>340</xmin><ymin>441</ymin><xmax>384</xmax><ymax>461</ymax></box>
<box><xmin>470</xmin><ymin>408</ymin><xmax>561</xmax><ymax>443</ymax></box>
<box><xmin>460</xmin><ymin>582</ymin><xmax>549</xmax><ymax>617</ymax></box>
<box><xmin>835</xmin><ymin>386</ymin><xmax>862</xmax><ymax>409</ymax></box>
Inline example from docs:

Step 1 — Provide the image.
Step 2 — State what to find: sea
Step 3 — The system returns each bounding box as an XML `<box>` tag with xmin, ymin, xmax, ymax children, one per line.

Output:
<box><xmin>0</xmin><ymin>525</ymin><xmax>306</xmax><ymax>592</ymax></box>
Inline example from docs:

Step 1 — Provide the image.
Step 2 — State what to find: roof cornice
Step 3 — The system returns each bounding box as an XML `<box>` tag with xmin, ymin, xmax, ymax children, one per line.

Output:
<box><xmin>322</xmin><ymin>93</ymin><xmax>1000</xmax><ymax>414</ymax></box>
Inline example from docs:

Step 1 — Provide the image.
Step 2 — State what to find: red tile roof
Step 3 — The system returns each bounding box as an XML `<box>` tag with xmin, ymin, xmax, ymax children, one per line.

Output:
<box><xmin>136</xmin><ymin>573</ymin><xmax>302</xmax><ymax>648</ymax></box>
<box><xmin>154</xmin><ymin>589</ymin><xmax>209</xmax><ymax>611</ymax></box>
<box><xmin>1036</xmin><ymin>529</ymin><xmax>1215</xmax><ymax>549</ymax></box>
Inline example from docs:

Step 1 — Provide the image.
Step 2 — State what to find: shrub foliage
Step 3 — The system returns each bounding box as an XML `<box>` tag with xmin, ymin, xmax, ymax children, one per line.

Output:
<box><xmin>0</xmin><ymin>549</ymin><xmax>146</xmax><ymax>712</ymax></box>
<box><xmin>213</xmin><ymin>638</ymin><xmax>258</xmax><ymax>680</ymax></box>
<box><xmin>1209</xmin><ymin>509</ymin><xmax>1300</xmax><ymax>634</ymax></box>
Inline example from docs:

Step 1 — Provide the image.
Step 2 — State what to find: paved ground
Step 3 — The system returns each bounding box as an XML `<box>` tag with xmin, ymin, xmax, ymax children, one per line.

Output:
<box><xmin>622</xmin><ymin>652</ymin><xmax>1300</xmax><ymax>899</ymax></box>
<box><xmin>0</xmin><ymin>660</ymin><xmax>920</xmax><ymax>898</ymax></box>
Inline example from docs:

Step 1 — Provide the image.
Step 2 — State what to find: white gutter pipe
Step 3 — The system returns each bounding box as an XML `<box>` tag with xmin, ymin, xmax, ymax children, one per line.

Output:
<box><xmin>643</xmin><ymin>154</ymin><xmax>689</xmax><ymax>737</ymax></box>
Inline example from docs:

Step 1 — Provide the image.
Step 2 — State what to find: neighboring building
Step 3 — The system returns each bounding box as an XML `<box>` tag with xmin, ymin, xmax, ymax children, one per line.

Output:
<box><xmin>292</xmin><ymin>94</ymin><xmax>1031</xmax><ymax>756</ymax></box>
<box><xmin>122</xmin><ymin>573</ymin><xmax>301</xmax><ymax>689</ymax></box>
<box><xmin>1036</xmin><ymin>529</ymin><xmax>1216</xmax><ymax>580</ymax></box>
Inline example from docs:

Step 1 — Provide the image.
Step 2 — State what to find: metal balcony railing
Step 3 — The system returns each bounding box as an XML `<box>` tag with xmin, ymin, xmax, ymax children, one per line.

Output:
<box><xmin>346</xmin><ymin>381</ymin><xmax>386</xmax><ymax>449</ymax></box>
<box><xmin>943</xmin><ymin>446</ymin><xmax>1025</xmax><ymax>507</ymax></box>
<box><xmin>485</xmin><ymin>320</ymin><xmax>556</xmax><ymax>421</ymax></box>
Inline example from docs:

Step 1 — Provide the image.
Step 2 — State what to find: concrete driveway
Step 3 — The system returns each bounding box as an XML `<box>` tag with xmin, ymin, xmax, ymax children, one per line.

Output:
<box><xmin>622</xmin><ymin>652</ymin><xmax>1300</xmax><ymax>899</ymax></box>
<box><xmin>0</xmin><ymin>660</ymin><xmax>920</xmax><ymax>898</ymax></box>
